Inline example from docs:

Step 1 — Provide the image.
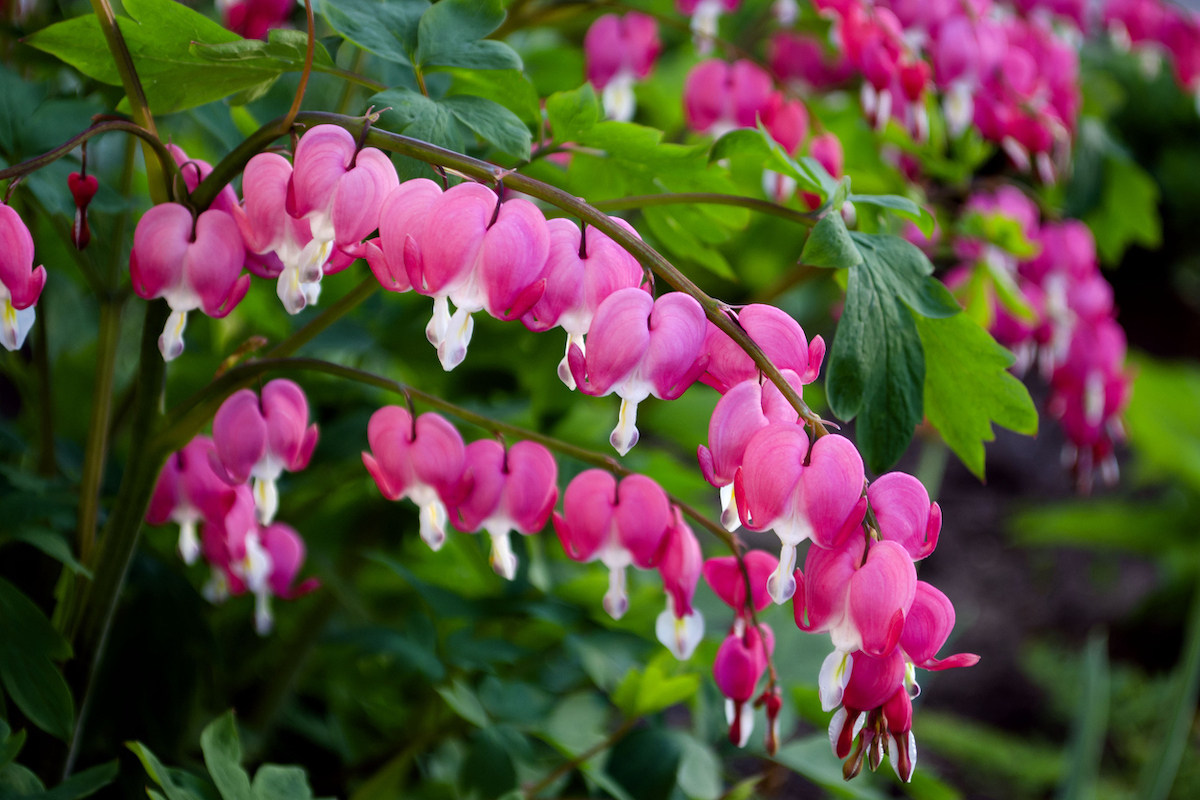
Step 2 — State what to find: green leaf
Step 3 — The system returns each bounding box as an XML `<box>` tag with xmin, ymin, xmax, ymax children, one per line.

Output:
<box><xmin>0</xmin><ymin>66</ymin><xmax>44</xmax><ymax>156</ymax></box>
<box><xmin>1010</xmin><ymin>499</ymin><xmax>1189</xmax><ymax>553</ymax></box>
<box><xmin>370</xmin><ymin>88</ymin><xmax>463</xmax><ymax>154</ymax></box>
<box><xmin>958</xmin><ymin>211</ymin><xmax>1039</xmax><ymax>259</ymax></box>
<box><xmin>1056</xmin><ymin>630</ymin><xmax>1109</xmax><ymax>800</ymax></box>
<box><xmin>1123</xmin><ymin>356</ymin><xmax>1200</xmax><ymax>493</ymax></box>
<box><xmin>826</xmin><ymin>234</ymin><xmax>961</xmax><ymax>471</ymax></box>
<box><xmin>415</xmin><ymin>0</ymin><xmax>520</xmax><ymax>70</ymax></box>
<box><xmin>1137</xmin><ymin>585</ymin><xmax>1200</xmax><ymax>800</ymax></box>
<box><xmin>199</xmin><ymin>712</ymin><xmax>252</xmax><ymax>800</ymax></box>
<box><xmin>610</xmin><ymin>654</ymin><xmax>701</xmax><ymax>718</ymax></box>
<box><xmin>641</xmin><ymin>206</ymin><xmax>736</xmax><ymax>280</ymax></box>
<box><xmin>36</xmin><ymin>761</ymin><xmax>119</xmax><ymax>800</ymax></box>
<box><xmin>441</xmin><ymin>95</ymin><xmax>531</xmax><ymax>159</ymax></box>
<box><xmin>251</xmin><ymin>765</ymin><xmax>313</xmax><ymax>800</ymax></box>
<box><xmin>915</xmin><ymin>312</ymin><xmax>1038</xmax><ymax>479</ymax></box>
<box><xmin>446</xmin><ymin>68</ymin><xmax>540</xmax><ymax>126</ymax></box>
<box><xmin>709</xmin><ymin>127</ymin><xmax>829</xmax><ymax>195</ymax></box>
<box><xmin>670</xmin><ymin>733</ymin><xmax>721</xmax><ymax>800</ymax></box>
<box><xmin>800</xmin><ymin>213</ymin><xmax>862</xmax><ymax>269</ymax></box>
<box><xmin>848</xmin><ymin>193</ymin><xmax>934</xmax><ymax>236</ymax></box>
<box><xmin>775</xmin><ymin>735</ymin><xmax>888</xmax><ymax>799</ymax></box>
<box><xmin>190</xmin><ymin>29</ymin><xmax>336</xmax><ymax>72</ymax></box>
<box><xmin>5</xmin><ymin>528</ymin><xmax>90</xmax><ymax>578</ymax></box>
<box><xmin>436</xmin><ymin>680</ymin><xmax>490</xmax><ymax>727</ymax></box>
<box><xmin>1084</xmin><ymin>155</ymin><xmax>1161</xmax><ymax>265</ymax></box>
<box><xmin>606</xmin><ymin>728</ymin><xmax>682</xmax><ymax>800</ymax></box>
<box><xmin>546</xmin><ymin>84</ymin><xmax>601</xmax><ymax>144</ymax></box>
<box><xmin>0</xmin><ymin>579</ymin><xmax>73</xmax><ymax>740</ymax></box>
<box><xmin>127</xmin><ymin>742</ymin><xmax>202</xmax><ymax>800</ymax></box>
<box><xmin>26</xmin><ymin>0</ymin><xmax>282</xmax><ymax>114</ymax></box>
<box><xmin>0</xmin><ymin>729</ymin><xmax>25</xmax><ymax>772</ymax></box>
<box><xmin>319</xmin><ymin>0</ymin><xmax>428</xmax><ymax>66</ymax></box>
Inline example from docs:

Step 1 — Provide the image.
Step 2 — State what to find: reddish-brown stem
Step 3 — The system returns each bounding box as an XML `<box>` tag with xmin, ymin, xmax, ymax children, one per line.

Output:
<box><xmin>280</xmin><ymin>0</ymin><xmax>316</xmax><ymax>135</ymax></box>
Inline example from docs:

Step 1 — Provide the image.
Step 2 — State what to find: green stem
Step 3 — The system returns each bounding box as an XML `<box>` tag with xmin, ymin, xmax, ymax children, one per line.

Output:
<box><xmin>191</xmin><ymin>113</ymin><xmax>824</xmax><ymax>431</ymax></box>
<box><xmin>85</xmin><ymin>0</ymin><xmax>169</xmax><ymax>203</ymax></box>
<box><xmin>76</xmin><ymin>298</ymin><xmax>125</xmax><ymax>567</ymax></box>
<box><xmin>593</xmin><ymin>193</ymin><xmax>816</xmax><ymax>228</ymax></box>
<box><xmin>0</xmin><ymin>120</ymin><xmax>180</xmax><ymax>203</ymax></box>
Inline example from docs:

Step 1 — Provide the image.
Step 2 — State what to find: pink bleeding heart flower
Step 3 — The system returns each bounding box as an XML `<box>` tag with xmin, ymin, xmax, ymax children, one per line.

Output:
<box><xmin>569</xmin><ymin>288</ymin><xmax>708</xmax><ymax>456</ymax></box>
<box><xmin>0</xmin><ymin>203</ymin><xmax>46</xmax><ymax>352</ymax></box>
<box><xmin>130</xmin><ymin>202</ymin><xmax>249</xmax><ymax>361</ymax></box>
<box><xmin>241</xmin><ymin>522</ymin><xmax>319</xmax><ymax>635</ymax></box>
<box><xmin>713</xmin><ymin>623</ymin><xmax>774</xmax><ymax>747</ymax></box>
<box><xmin>735</xmin><ymin>426</ymin><xmax>868</xmax><ymax>604</ymax></box>
<box><xmin>700</xmin><ymin>304</ymin><xmax>825</xmax><ymax>394</ymax></box>
<box><xmin>553</xmin><ymin>470</ymin><xmax>672</xmax><ymax>619</ymax></box>
<box><xmin>288</xmin><ymin>124</ymin><xmax>399</xmax><ymax>255</ymax></box>
<box><xmin>221</xmin><ymin>0</ymin><xmax>292</xmax><ymax>39</ymax></box>
<box><xmin>362</xmin><ymin>406</ymin><xmax>467</xmax><ymax>551</ymax></box>
<box><xmin>363</xmin><ymin>178</ymin><xmax>443</xmax><ymax>295</ymax></box>
<box><xmin>678</xmin><ymin>0</ymin><xmax>741</xmax><ymax>52</ymax></box>
<box><xmin>404</xmin><ymin>182</ymin><xmax>550</xmax><ymax>371</ymax></box>
<box><xmin>200</xmin><ymin>483</ymin><xmax>257</xmax><ymax>603</ymax></box>
<box><xmin>697</xmin><ymin>375</ymin><xmax>802</xmax><ymax>530</ymax></box>
<box><xmin>828</xmin><ymin>647</ymin><xmax>906</xmax><ymax>762</ymax></box>
<box><xmin>703</xmin><ymin>550</ymin><xmax>778</xmax><ymax>617</ymax></box>
<box><xmin>235</xmin><ymin>152</ymin><xmax>337</xmax><ymax>314</ymax></box>
<box><xmin>452</xmin><ymin>439</ymin><xmax>558</xmax><ymax>579</ymax></box>
<box><xmin>793</xmin><ymin>537</ymin><xmax>917</xmax><ymax>709</ymax></box>
<box><xmin>210</xmin><ymin>379</ymin><xmax>320</xmax><ymax>525</ymax></box>
<box><xmin>522</xmin><ymin>218</ymin><xmax>644</xmax><ymax>389</ymax></box>
<box><xmin>585</xmin><ymin>12</ymin><xmax>661</xmax><ymax>120</ymax></box>
<box><xmin>684</xmin><ymin>59</ymin><xmax>774</xmax><ymax>137</ymax></box>
<box><xmin>148</xmin><ymin>436</ymin><xmax>240</xmax><ymax>564</ymax></box>
<box><xmin>770</xmin><ymin>32</ymin><xmax>855</xmax><ymax>91</ymax></box>
<box><xmin>901</xmin><ymin>581</ymin><xmax>980</xmax><ymax>671</ymax></box>
<box><xmin>655</xmin><ymin>507</ymin><xmax>705</xmax><ymax>660</ymax></box>
<box><xmin>867</xmin><ymin>472</ymin><xmax>941</xmax><ymax>560</ymax></box>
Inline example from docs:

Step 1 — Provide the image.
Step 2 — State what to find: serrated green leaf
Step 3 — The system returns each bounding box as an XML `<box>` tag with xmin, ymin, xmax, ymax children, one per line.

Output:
<box><xmin>446</xmin><ymin>68</ymin><xmax>540</xmax><ymax>126</ymax></box>
<box><xmin>801</xmin><ymin>213</ymin><xmax>862</xmax><ymax>269</ymax></box>
<box><xmin>320</xmin><ymin>0</ymin><xmax>428</xmax><ymax>66</ymax></box>
<box><xmin>441</xmin><ymin>95</ymin><xmax>531</xmax><ymax>159</ymax></box>
<box><xmin>26</xmin><ymin>0</ymin><xmax>281</xmax><ymax>114</ymax></box>
<box><xmin>826</xmin><ymin>234</ymin><xmax>961</xmax><ymax>471</ymax></box>
<box><xmin>915</xmin><ymin>312</ymin><xmax>1038</xmax><ymax>478</ymax></box>
<box><xmin>200</xmin><ymin>712</ymin><xmax>252</xmax><ymax>800</ymax></box>
<box><xmin>370</xmin><ymin>88</ymin><xmax>463</xmax><ymax>155</ymax></box>
<box><xmin>0</xmin><ymin>578</ymin><xmax>73</xmax><ymax>741</ymax></box>
<box><xmin>415</xmin><ymin>0</ymin><xmax>520</xmax><ymax>70</ymax></box>
<box><xmin>849</xmin><ymin>193</ymin><xmax>934</xmax><ymax>236</ymax></box>
<box><xmin>546</xmin><ymin>84</ymin><xmax>600</xmax><ymax>144</ymax></box>
<box><xmin>1084</xmin><ymin>156</ymin><xmax>1161</xmax><ymax>265</ymax></box>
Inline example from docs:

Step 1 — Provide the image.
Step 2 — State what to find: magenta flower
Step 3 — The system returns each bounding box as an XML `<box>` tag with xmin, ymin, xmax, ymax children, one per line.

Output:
<box><xmin>220</xmin><ymin>0</ymin><xmax>292</xmax><ymax>39</ymax></box>
<box><xmin>552</xmin><ymin>470</ymin><xmax>672</xmax><ymax>619</ymax></box>
<box><xmin>288</xmin><ymin>124</ymin><xmax>399</xmax><ymax>255</ymax></box>
<box><xmin>363</xmin><ymin>177</ymin><xmax>443</xmax><ymax>295</ymax></box>
<box><xmin>522</xmin><ymin>218</ymin><xmax>644</xmax><ymax>389</ymax></box>
<box><xmin>713</xmin><ymin>623</ymin><xmax>773</xmax><ymax>747</ymax></box>
<box><xmin>130</xmin><ymin>202</ymin><xmax>249</xmax><ymax>361</ymax></box>
<box><xmin>585</xmin><ymin>12</ymin><xmax>660</xmax><ymax>120</ymax></box>
<box><xmin>243</xmin><ymin>522</ymin><xmax>319</xmax><ymax>634</ymax></box>
<box><xmin>0</xmin><ymin>203</ymin><xmax>46</xmax><ymax>352</ymax></box>
<box><xmin>901</xmin><ymin>581</ymin><xmax>980</xmax><ymax>671</ymax></box>
<box><xmin>148</xmin><ymin>436</ymin><xmax>239</xmax><ymax>564</ymax></box>
<box><xmin>452</xmin><ymin>439</ymin><xmax>558</xmax><ymax>579</ymax></box>
<box><xmin>703</xmin><ymin>551</ymin><xmax>778</xmax><ymax>617</ymax></box>
<box><xmin>362</xmin><ymin>406</ymin><xmax>467</xmax><ymax>551</ymax></box>
<box><xmin>770</xmin><ymin>32</ymin><xmax>855</xmax><ymax>91</ymax></box>
<box><xmin>200</xmin><ymin>483</ymin><xmax>257</xmax><ymax>603</ymax></box>
<box><xmin>236</xmin><ymin>152</ymin><xmax>334</xmax><ymax>314</ymax></box>
<box><xmin>761</xmin><ymin>93</ymin><xmax>811</xmax><ymax>200</ymax></box>
<box><xmin>700</xmin><ymin>304</ymin><xmax>825</xmax><ymax>394</ymax></box>
<box><xmin>697</xmin><ymin>375</ymin><xmax>801</xmax><ymax>530</ymax></box>
<box><xmin>655</xmin><ymin>508</ymin><xmax>705</xmax><ymax>660</ymax></box>
<box><xmin>683</xmin><ymin>59</ymin><xmax>773</xmax><ymax>137</ymax></box>
<box><xmin>210</xmin><ymin>380</ymin><xmax>319</xmax><ymax>525</ymax></box>
<box><xmin>735</xmin><ymin>426</ymin><xmax>867</xmax><ymax>604</ymax></box>
<box><xmin>867</xmin><ymin>472</ymin><xmax>941</xmax><ymax>560</ymax></box>
<box><xmin>404</xmin><ymin>182</ymin><xmax>550</xmax><ymax>370</ymax></box>
<box><xmin>569</xmin><ymin>288</ymin><xmax>708</xmax><ymax>455</ymax></box>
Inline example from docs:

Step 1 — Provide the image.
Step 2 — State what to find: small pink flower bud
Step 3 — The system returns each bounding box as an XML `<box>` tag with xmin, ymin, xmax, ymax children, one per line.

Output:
<box><xmin>714</xmin><ymin>623</ymin><xmax>773</xmax><ymax>747</ymax></box>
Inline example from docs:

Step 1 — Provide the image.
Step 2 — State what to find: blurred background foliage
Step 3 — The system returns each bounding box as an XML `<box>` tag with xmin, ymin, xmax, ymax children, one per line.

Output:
<box><xmin>0</xmin><ymin>0</ymin><xmax>1198</xmax><ymax>797</ymax></box>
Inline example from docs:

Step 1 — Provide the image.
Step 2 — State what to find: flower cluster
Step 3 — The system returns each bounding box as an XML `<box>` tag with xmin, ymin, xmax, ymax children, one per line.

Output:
<box><xmin>147</xmin><ymin>378</ymin><xmax>322</xmax><ymax>634</ymax></box>
<box><xmin>941</xmin><ymin>186</ymin><xmax>1132</xmax><ymax>490</ymax></box>
<box><xmin>1102</xmin><ymin>0</ymin><xmax>1200</xmax><ymax>112</ymax></box>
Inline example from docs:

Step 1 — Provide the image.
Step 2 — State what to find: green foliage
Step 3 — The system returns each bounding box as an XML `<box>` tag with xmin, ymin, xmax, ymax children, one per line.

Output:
<box><xmin>915</xmin><ymin>312</ymin><xmax>1038</xmax><ymax>479</ymax></box>
<box><xmin>1123</xmin><ymin>357</ymin><xmax>1200</xmax><ymax>492</ymax></box>
<box><xmin>610</xmin><ymin>652</ymin><xmax>701</xmax><ymax>718</ymax></box>
<box><xmin>1056</xmin><ymin>630</ymin><xmax>1110</xmax><ymax>800</ymax></box>
<box><xmin>371</xmin><ymin>87</ymin><xmax>531</xmax><ymax>159</ymax></box>
<box><xmin>0</xmin><ymin>579</ymin><xmax>73</xmax><ymax>741</ymax></box>
<box><xmin>824</xmin><ymin>233</ymin><xmax>960</xmax><ymax>471</ymax></box>
<box><xmin>1084</xmin><ymin>155</ymin><xmax>1162</xmax><ymax>265</ymax></box>
<box><xmin>320</xmin><ymin>0</ymin><xmax>428</xmax><ymax>67</ymax></box>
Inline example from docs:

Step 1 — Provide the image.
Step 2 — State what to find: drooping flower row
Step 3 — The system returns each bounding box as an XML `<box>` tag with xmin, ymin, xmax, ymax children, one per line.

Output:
<box><xmin>923</xmin><ymin>185</ymin><xmax>1132</xmax><ymax>490</ymax></box>
<box><xmin>146</xmin><ymin>379</ymin><xmax>321</xmax><ymax>633</ymax></box>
